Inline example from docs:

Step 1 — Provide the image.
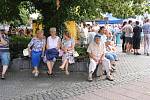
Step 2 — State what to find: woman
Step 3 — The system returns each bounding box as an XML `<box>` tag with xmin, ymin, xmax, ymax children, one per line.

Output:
<box><xmin>105</xmin><ymin>41</ymin><xmax>118</xmax><ymax>69</ymax></box>
<box><xmin>59</xmin><ymin>31</ymin><xmax>75</xmax><ymax>75</ymax></box>
<box><xmin>28</xmin><ymin>30</ymin><xmax>45</xmax><ymax>77</ymax></box>
<box><xmin>121</xmin><ymin>21</ymin><xmax>127</xmax><ymax>52</ymax></box>
<box><xmin>0</xmin><ymin>29</ymin><xmax>10</xmax><ymax>79</ymax></box>
<box><xmin>133</xmin><ymin>21</ymin><xmax>142</xmax><ymax>55</ymax></box>
<box><xmin>46</xmin><ymin>27</ymin><xmax>61</xmax><ymax>76</ymax></box>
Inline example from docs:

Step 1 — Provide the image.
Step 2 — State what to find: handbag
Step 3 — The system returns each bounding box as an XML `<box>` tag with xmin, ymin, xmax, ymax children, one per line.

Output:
<box><xmin>23</xmin><ymin>48</ymin><xmax>29</xmax><ymax>56</ymax></box>
<box><xmin>73</xmin><ymin>51</ymin><xmax>79</xmax><ymax>57</ymax></box>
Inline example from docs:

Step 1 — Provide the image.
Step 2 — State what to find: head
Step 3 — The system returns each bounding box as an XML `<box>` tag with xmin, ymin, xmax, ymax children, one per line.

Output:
<box><xmin>94</xmin><ymin>35</ymin><xmax>101</xmax><ymax>44</ymax></box>
<box><xmin>49</xmin><ymin>27</ymin><xmax>56</xmax><ymax>37</ymax></box>
<box><xmin>128</xmin><ymin>20</ymin><xmax>132</xmax><ymax>24</ymax></box>
<box><xmin>122</xmin><ymin>21</ymin><xmax>127</xmax><ymax>27</ymax></box>
<box><xmin>146</xmin><ymin>19</ymin><xmax>150</xmax><ymax>23</ymax></box>
<box><xmin>98</xmin><ymin>26</ymin><xmax>106</xmax><ymax>35</ymax></box>
<box><xmin>63</xmin><ymin>31</ymin><xmax>71</xmax><ymax>40</ymax></box>
<box><xmin>0</xmin><ymin>29</ymin><xmax>5</xmax><ymax>34</ymax></box>
<box><xmin>135</xmin><ymin>21</ymin><xmax>139</xmax><ymax>26</ymax></box>
<box><xmin>36</xmin><ymin>30</ymin><xmax>44</xmax><ymax>39</ymax></box>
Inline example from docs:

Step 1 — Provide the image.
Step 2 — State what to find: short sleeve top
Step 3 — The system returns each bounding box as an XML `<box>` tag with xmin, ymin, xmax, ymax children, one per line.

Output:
<box><xmin>28</xmin><ymin>38</ymin><xmax>45</xmax><ymax>52</ymax></box>
<box><xmin>47</xmin><ymin>36</ymin><xmax>60</xmax><ymax>49</ymax></box>
<box><xmin>62</xmin><ymin>38</ymin><xmax>75</xmax><ymax>48</ymax></box>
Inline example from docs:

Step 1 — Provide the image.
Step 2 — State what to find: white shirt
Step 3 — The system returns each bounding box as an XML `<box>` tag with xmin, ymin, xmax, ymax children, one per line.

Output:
<box><xmin>88</xmin><ymin>32</ymin><xmax>96</xmax><ymax>44</ymax></box>
<box><xmin>47</xmin><ymin>36</ymin><xmax>60</xmax><ymax>49</ymax></box>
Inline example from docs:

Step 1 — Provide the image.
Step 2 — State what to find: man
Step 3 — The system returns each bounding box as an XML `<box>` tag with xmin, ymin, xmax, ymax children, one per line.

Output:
<box><xmin>87</xmin><ymin>27</ymin><xmax>97</xmax><ymax>44</ymax></box>
<box><xmin>98</xmin><ymin>26</ymin><xmax>107</xmax><ymax>43</ymax></box>
<box><xmin>0</xmin><ymin>29</ymin><xmax>10</xmax><ymax>79</ymax></box>
<box><xmin>123</xmin><ymin>20</ymin><xmax>133</xmax><ymax>53</ymax></box>
<box><xmin>142</xmin><ymin>19</ymin><xmax>150</xmax><ymax>56</ymax></box>
<box><xmin>87</xmin><ymin>34</ymin><xmax>113</xmax><ymax>82</ymax></box>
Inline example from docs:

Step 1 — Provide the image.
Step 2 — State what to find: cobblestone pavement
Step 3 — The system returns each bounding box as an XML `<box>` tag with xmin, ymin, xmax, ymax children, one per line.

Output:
<box><xmin>1</xmin><ymin>47</ymin><xmax>150</xmax><ymax>100</ymax></box>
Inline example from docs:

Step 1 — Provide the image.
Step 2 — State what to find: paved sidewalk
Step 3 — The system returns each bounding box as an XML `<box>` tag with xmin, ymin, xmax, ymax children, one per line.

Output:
<box><xmin>66</xmin><ymin>77</ymin><xmax>150</xmax><ymax>100</ymax></box>
<box><xmin>1</xmin><ymin>46</ymin><xmax>150</xmax><ymax>100</ymax></box>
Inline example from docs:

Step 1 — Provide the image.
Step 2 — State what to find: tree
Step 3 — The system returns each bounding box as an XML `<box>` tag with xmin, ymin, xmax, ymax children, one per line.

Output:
<box><xmin>0</xmin><ymin>0</ymin><xmax>149</xmax><ymax>35</ymax></box>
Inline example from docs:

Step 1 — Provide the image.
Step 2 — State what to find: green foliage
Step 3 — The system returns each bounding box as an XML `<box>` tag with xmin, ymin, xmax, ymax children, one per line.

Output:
<box><xmin>9</xmin><ymin>36</ymin><xmax>31</xmax><ymax>58</ymax></box>
<box><xmin>0</xmin><ymin>0</ymin><xmax>150</xmax><ymax>30</ymax></box>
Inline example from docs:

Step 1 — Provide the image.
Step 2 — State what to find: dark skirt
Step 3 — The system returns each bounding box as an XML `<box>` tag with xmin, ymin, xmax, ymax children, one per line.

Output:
<box><xmin>132</xmin><ymin>36</ymin><xmax>141</xmax><ymax>49</ymax></box>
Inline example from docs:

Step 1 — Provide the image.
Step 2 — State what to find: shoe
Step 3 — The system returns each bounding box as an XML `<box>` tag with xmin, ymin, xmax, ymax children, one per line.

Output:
<box><xmin>112</xmin><ymin>63</ymin><xmax>116</xmax><ymax>67</ymax></box>
<box><xmin>1</xmin><ymin>74</ymin><xmax>5</xmax><ymax>80</ymax></box>
<box><xmin>34</xmin><ymin>72</ymin><xmax>39</xmax><ymax>77</ymax></box>
<box><xmin>88</xmin><ymin>72</ymin><xmax>93</xmax><ymax>82</ymax></box>
<box><xmin>99</xmin><ymin>75</ymin><xmax>105</xmax><ymax>80</ymax></box>
<box><xmin>59</xmin><ymin>66</ymin><xmax>65</xmax><ymax>71</ymax></box>
<box><xmin>136</xmin><ymin>53</ymin><xmax>141</xmax><ymax>55</ymax></box>
<box><xmin>134</xmin><ymin>52</ymin><xmax>136</xmax><ymax>55</ymax></box>
<box><xmin>147</xmin><ymin>53</ymin><xmax>149</xmax><ymax>56</ymax></box>
<box><xmin>111</xmin><ymin>67</ymin><xmax>116</xmax><ymax>71</ymax></box>
<box><xmin>65</xmin><ymin>71</ymin><xmax>70</xmax><ymax>75</ymax></box>
<box><xmin>106</xmin><ymin>75</ymin><xmax>114</xmax><ymax>81</ymax></box>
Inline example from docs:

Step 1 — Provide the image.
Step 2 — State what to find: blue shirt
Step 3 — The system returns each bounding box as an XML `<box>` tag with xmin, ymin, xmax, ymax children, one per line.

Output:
<box><xmin>142</xmin><ymin>23</ymin><xmax>150</xmax><ymax>34</ymax></box>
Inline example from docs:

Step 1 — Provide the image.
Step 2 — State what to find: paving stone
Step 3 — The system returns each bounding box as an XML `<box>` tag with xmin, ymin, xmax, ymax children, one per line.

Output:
<box><xmin>1</xmin><ymin>48</ymin><xmax>150</xmax><ymax>100</ymax></box>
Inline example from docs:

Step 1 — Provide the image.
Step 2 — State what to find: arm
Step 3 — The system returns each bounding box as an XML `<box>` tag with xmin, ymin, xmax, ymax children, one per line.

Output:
<box><xmin>87</xmin><ymin>43</ymin><xmax>97</xmax><ymax>62</ymax></box>
<box><xmin>56</xmin><ymin>37</ymin><xmax>61</xmax><ymax>50</ymax></box>
<box><xmin>0</xmin><ymin>35</ymin><xmax>9</xmax><ymax>45</ymax></box>
<box><xmin>67</xmin><ymin>39</ymin><xmax>75</xmax><ymax>51</ymax></box>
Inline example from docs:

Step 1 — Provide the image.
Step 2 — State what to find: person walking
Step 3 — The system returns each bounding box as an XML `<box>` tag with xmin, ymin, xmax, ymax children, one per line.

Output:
<box><xmin>121</xmin><ymin>21</ymin><xmax>127</xmax><ymax>52</ymax></box>
<box><xmin>142</xmin><ymin>19</ymin><xmax>150</xmax><ymax>56</ymax></box>
<box><xmin>59</xmin><ymin>31</ymin><xmax>75</xmax><ymax>75</ymax></box>
<box><xmin>133</xmin><ymin>21</ymin><xmax>142</xmax><ymax>55</ymax></box>
<box><xmin>46</xmin><ymin>27</ymin><xmax>61</xmax><ymax>76</ymax></box>
<box><xmin>0</xmin><ymin>29</ymin><xmax>10</xmax><ymax>79</ymax></box>
<box><xmin>28</xmin><ymin>30</ymin><xmax>45</xmax><ymax>77</ymax></box>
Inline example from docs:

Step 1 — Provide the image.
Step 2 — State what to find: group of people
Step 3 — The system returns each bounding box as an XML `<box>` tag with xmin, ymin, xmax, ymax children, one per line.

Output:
<box><xmin>121</xmin><ymin>19</ymin><xmax>150</xmax><ymax>56</ymax></box>
<box><xmin>28</xmin><ymin>28</ymin><xmax>75</xmax><ymax>77</ymax></box>
<box><xmin>0</xmin><ymin>26</ymin><xmax>119</xmax><ymax>82</ymax></box>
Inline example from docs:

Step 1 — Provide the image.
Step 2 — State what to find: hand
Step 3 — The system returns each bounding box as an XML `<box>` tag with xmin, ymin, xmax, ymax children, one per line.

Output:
<box><xmin>99</xmin><ymin>58</ymin><xmax>104</xmax><ymax>64</ymax></box>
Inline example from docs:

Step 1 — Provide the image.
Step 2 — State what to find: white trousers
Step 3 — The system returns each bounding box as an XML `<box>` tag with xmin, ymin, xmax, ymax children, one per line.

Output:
<box><xmin>89</xmin><ymin>58</ymin><xmax>111</xmax><ymax>76</ymax></box>
<box><xmin>144</xmin><ymin>34</ymin><xmax>150</xmax><ymax>54</ymax></box>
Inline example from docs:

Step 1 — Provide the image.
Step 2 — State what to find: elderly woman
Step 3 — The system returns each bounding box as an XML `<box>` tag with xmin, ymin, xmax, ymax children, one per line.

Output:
<box><xmin>28</xmin><ymin>30</ymin><xmax>45</xmax><ymax>77</ymax></box>
<box><xmin>0</xmin><ymin>30</ymin><xmax>10</xmax><ymax>79</ymax></box>
<box><xmin>46</xmin><ymin>27</ymin><xmax>61</xmax><ymax>76</ymax></box>
<box><xmin>59</xmin><ymin>31</ymin><xmax>75</xmax><ymax>75</ymax></box>
<box><xmin>87</xmin><ymin>34</ymin><xmax>113</xmax><ymax>82</ymax></box>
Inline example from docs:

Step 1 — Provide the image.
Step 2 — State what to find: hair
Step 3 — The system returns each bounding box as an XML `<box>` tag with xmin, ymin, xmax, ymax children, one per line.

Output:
<box><xmin>64</xmin><ymin>31</ymin><xmax>71</xmax><ymax>38</ymax></box>
<box><xmin>98</xmin><ymin>26</ymin><xmax>105</xmax><ymax>33</ymax></box>
<box><xmin>122</xmin><ymin>21</ymin><xmax>127</xmax><ymax>27</ymax></box>
<box><xmin>135</xmin><ymin>21</ymin><xmax>139</xmax><ymax>25</ymax></box>
<box><xmin>36</xmin><ymin>29</ymin><xmax>44</xmax><ymax>35</ymax></box>
<box><xmin>128</xmin><ymin>20</ymin><xmax>132</xmax><ymax>24</ymax></box>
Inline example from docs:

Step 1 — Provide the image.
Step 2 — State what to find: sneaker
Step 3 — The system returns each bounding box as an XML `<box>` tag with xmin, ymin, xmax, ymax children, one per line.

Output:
<box><xmin>147</xmin><ymin>53</ymin><xmax>149</xmax><ymax>56</ymax></box>
<box><xmin>34</xmin><ymin>72</ymin><xmax>39</xmax><ymax>77</ymax></box>
<box><xmin>106</xmin><ymin>75</ymin><xmax>114</xmax><ymax>81</ymax></box>
<box><xmin>1</xmin><ymin>74</ymin><xmax>5</xmax><ymax>80</ymax></box>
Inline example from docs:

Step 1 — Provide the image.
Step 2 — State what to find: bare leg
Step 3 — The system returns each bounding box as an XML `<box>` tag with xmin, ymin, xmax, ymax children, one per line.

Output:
<box><xmin>2</xmin><ymin>65</ymin><xmax>8</xmax><ymax>75</ymax></box>
<box><xmin>47</xmin><ymin>61</ymin><xmax>53</xmax><ymax>74</ymax></box>
<box><xmin>65</xmin><ymin>61</ymin><xmax>69</xmax><ymax>75</ymax></box>
<box><xmin>60</xmin><ymin>59</ymin><xmax>68</xmax><ymax>70</ymax></box>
